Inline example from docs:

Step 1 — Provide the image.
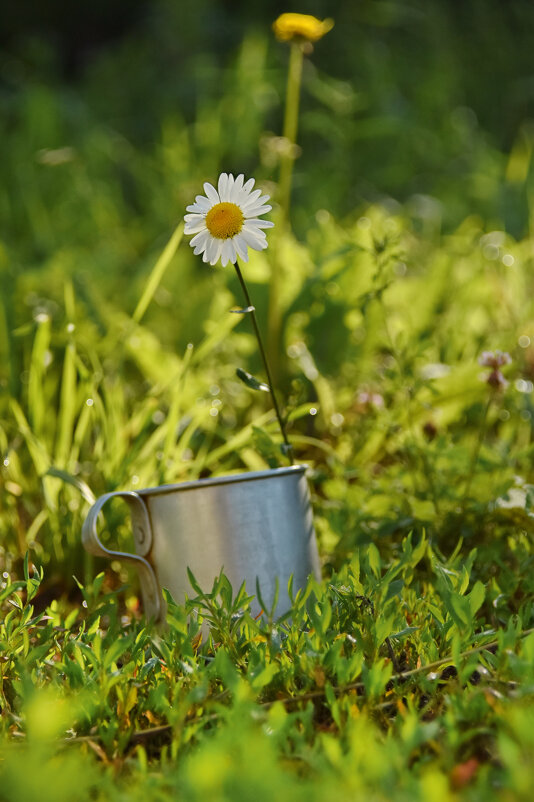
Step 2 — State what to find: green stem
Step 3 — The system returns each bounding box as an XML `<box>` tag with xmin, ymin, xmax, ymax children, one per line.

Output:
<box><xmin>268</xmin><ymin>42</ymin><xmax>304</xmax><ymax>382</ymax></box>
<box><xmin>462</xmin><ymin>397</ymin><xmax>493</xmax><ymax>502</ymax></box>
<box><xmin>378</xmin><ymin>295</ymin><xmax>441</xmax><ymax>513</ymax></box>
<box><xmin>234</xmin><ymin>262</ymin><xmax>293</xmax><ymax>464</ymax></box>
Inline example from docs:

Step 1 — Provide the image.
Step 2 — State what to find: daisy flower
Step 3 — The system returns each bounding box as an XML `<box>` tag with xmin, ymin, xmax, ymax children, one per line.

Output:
<box><xmin>184</xmin><ymin>173</ymin><xmax>274</xmax><ymax>267</ymax></box>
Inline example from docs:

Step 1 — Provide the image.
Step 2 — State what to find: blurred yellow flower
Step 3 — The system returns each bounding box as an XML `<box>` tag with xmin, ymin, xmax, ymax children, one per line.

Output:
<box><xmin>273</xmin><ymin>12</ymin><xmax>334</xmax><ymax>43</ymax></box>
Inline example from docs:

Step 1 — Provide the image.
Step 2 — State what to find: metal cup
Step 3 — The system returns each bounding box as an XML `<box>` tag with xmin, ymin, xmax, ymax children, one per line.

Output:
<box><xmin>82</xmin><ymin>465</ymin><xmax>320</xmax><ymax>623</ymax></box>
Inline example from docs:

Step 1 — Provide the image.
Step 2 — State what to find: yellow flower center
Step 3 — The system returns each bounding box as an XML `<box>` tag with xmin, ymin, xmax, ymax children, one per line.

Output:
<box><xmin>205</xmin><ymin>202</ymin><xmax>244</xmax><ymax>239</ymax></box>
<box><xmin>273</xmin><ymin>13</ymin><xmax>334</xmax><ymax>43</ymax></box>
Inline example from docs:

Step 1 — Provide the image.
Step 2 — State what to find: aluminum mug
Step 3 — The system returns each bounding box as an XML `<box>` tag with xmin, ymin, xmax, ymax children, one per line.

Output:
<box><xmin>82</xmin><ymin>465</ymin><xmax>320</xmax><ymax>623</ymax></box>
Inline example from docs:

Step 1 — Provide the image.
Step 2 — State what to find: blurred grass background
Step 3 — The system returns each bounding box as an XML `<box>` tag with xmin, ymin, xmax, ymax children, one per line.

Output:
<box><xmin>1</xmin><ymin>0</ymin><xmax>534</xmax><ymax>583</ymax></box>
<box><xmin>2</xmin><ymin>0</ymin><xmax>533</xmax><ymax>386</ymax></box>
<box><xmin>1</xmin><ymin>0</ymin><xmax>533</xmax><ymax>345</ymax></box>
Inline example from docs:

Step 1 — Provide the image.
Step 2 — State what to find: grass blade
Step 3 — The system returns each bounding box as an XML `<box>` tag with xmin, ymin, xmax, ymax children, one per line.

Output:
<box><xmin>132</xmin><ymin>222</ymin><xmax>184</xmax><ymax>324</ymax></box>
<box><xmin>54</xmin><ymin>341</ymin><xmax>77</xmax><ymax>469</ymax></box>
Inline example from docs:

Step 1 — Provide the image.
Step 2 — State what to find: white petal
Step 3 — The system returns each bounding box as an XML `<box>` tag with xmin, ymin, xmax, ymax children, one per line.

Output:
<box><xmin>221</xmin><ymin>240</ymin><xmax>233</xmax><ymax>267</ymax></box>
<box><xmin>187</xmin><ymin>196</ymin><xmax>211</xmax><ymax>212</ymax></box>
<box><xmin>234</xmin><ymin>182</ymin><xmax>258</xmax><ymax>207</ymax></box>
<box><xmin>204</xmin><ymin>237</ymin><xmax>218</xmax><ymax>264</ymax></box>
<box><xmin>250</xmin><ymin>239</ymin><xmax>268</xmax><ymax>252</ymax></box>
<box><xmin>240</xmin><ymin>188</ymin><xmax>262</xmax><ymax>209</ymax></box>
<box><xmin>233</xmin><ymin>234</ymin><xmax>249</xmax><ymax>262</ymax></box>
<box><xmin>210</xmin><ymin>240</ymin><xmax>224</xmax><ymax>266</ymax></box>
<box><xmin>243</xmin><ymin>218</ymin><xmax>274</xmax><ymax>229</ymax></box>
<box><xmin>243</xmin><ymin>204</ymin><xmax>272</xmax><ymax>218</ymax></box>
<box><xmin>203</xmin><ymin>182</ymin><xmax>219</xmax><ymax>204</ymax></box>
<box><xmin>227</xmin><ymin>240</ymin><xmax>238</xmax><ymax>263</ymax></box>
<box><xmin>218</xmin><ymin>173</ymin><xmax>229</xmax><ymax>202</ymax></box>
<box><xmin>194</xmin><ymin>239</ymin><xmax>209</xmax><ymax>256</ymax></box>
<box><xmin>242</xmin><ymin>222</ymin><xmax>267</xmax><ymax>239</ymax></box>
<box><xmin>242</xmin><ymin>192</ymin><xmax>270</xmax><ymax>211</ymax></box>
<box><xmin>250</xmin><ymin>192</ymin><xmax>270</xmax><ymax>206</ymax></box>
<box><xmin>226</xmin><ymin>174</ymin><xmax>235</xmax><ymax>200</ymax></box>
<box><xmin>184</xmin><ymin>213</ymin><xmax>205</xmax><ymax>223</ymax></box>
<box><xmin>184</xmin><ymin>221</ymin><xmax>207</xmax><ymax>235</ymax></box>
<box><xmin>240</xmin><ymin>227</ymin><xmax>266</xmax><ymax>249</ymax></box>
<box><xmin>208</xmin><ymin>238</ymin><xmax>222</xmax><ymax>265</ymax></box>
<box><xmin>201</xmin><ymin>237</ymin><xmax>212</xmax><ymax>262</ymax></box>
<box><xmin>229</xmin><ymin>174</ymin><xmax>244</xmax><ymax>202</ymax></box>
<box><xmin>243</xmin><ymin>177</ymin><xmax>255</xmax><ymax>194</ymax></box>
<box><xmin>190</xmin><ymin>229</ymin><xmax>209</xmax><ymax>247</ymax></box>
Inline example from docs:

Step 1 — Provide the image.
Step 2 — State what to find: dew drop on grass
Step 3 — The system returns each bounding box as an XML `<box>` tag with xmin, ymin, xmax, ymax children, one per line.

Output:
<box><xmin>483</xmin><ymin>244</ymin><xmax>499</xmax><ymax>260</ymax></box>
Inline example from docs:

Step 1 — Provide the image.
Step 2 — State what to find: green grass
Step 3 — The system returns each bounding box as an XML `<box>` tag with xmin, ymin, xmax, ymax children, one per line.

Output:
<box><xmin>1</xmin><ymin>541</ymin><xmax>533</xmax><ymax>801</ymax></box>
<box><xmin>2</xmin><ymin>1</ymin><xmax>534</xmax><ymax>799</ymax></box>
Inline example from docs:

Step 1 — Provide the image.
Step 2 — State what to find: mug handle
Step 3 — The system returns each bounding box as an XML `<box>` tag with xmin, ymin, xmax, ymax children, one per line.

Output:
<box><xmin>82</xmin><ymin>491</ymin><xmax>161</xmax><ymax>621</ymax></box>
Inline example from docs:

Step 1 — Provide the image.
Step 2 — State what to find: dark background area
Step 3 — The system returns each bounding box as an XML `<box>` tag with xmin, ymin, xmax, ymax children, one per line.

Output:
<box><xmin>1</xmin><ymin>0</ymin><xmax>534</xmax><ymax>245</ymax></box>
<box><xmin>2</xmin><ymin>0</ymin><xmax>533</xmax><ymax>140</ymax></box>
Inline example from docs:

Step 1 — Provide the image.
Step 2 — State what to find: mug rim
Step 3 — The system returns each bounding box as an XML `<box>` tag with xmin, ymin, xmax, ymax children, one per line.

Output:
<box><xmin>135</xmin><ymin>464</ymin><xmax>308</xmax><ymax>497</ymax></box>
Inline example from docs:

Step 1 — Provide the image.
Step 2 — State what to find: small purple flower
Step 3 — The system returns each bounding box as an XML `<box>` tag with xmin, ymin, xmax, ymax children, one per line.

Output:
<box><xmin>478</xmin><ymin>350</ymin><xmax>512</xmax><ymax>369</ymax></box>
<box><xmin>356</xmin><ymin>391</ymin><xmax>385</xmax><ymax>411</ymax></box>
<box><xmin>478</xmin><ymin>350</ymin><xmax>512</xmax><ymax>391</ymax></box>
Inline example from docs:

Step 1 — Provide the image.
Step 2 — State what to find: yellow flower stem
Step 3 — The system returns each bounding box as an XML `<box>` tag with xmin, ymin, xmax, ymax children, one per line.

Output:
<box><xmin>268</xmin><ymin>41</ymin><xmax>304</xmax><ymax>381</ymax></box>
<box><xmin>278</xmin><ymin>41</ymin><xmax>304</xmax><ymax>221</ymax></box>
<box><xmin>234</xmin><ymin>261</ymin><xmax>293</xmax><ymax>465</ymax></box>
